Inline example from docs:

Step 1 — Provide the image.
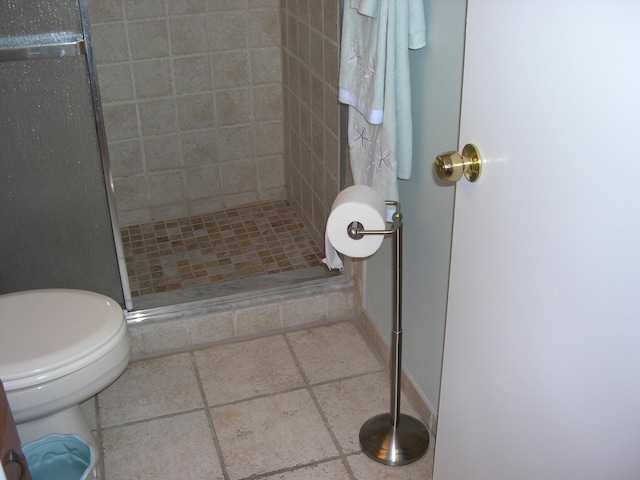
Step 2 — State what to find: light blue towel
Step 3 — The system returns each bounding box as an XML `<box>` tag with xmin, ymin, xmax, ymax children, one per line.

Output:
<box><xmin>339</xmin><ymin>0</ymin><xmax>426</xmax><ymax>202</ymax></box>
<box><xmin>338</xmin><ymin>1</ymin><xmax>388</xmax><ymax>124</ymax></box>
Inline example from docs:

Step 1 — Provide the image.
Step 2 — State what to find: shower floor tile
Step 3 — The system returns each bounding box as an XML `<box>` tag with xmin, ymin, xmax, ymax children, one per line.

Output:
<box><xmin>121</xmin><ymin>200</ymin><xmax>324</xmax><ymax>298</ymax></box>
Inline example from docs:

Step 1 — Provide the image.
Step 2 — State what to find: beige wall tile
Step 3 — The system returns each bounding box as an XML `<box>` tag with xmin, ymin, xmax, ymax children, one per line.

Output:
<box><xmin>256</xmin><ymin>155</ymin><xmax>285</xmax><ymax>192</ymax></box>
<box><xmin>97</xmin><ymin>64</ymin><xmax>134</xmax><ymax>102</ymax></box>
<box><xmin>103</xmin><ymin>103</ymin><xmax>138</xmax><ymax>141</ymax></box>
<box><xmin>220</xmin><ymin>158</ymin><xmax>258</xmax><ymax>196</ymax></box>
<box><xmin>215</xmin><ymin>88</ymin><xmax>251</xmax><ymax>126</ymax></box>
<box><xmin>324</xmin><ymin>0</ymin><xmax>339</xmax><ymax>42</ymax></box>
<box><xmin>91</xmin><ymin>23</ymin><xmax>129</xmax><ymax>64</ymax></box>
<box><xmin>169</xmin><ymin>0</ymin><xmax>206</xmax><ymax>15</ymax></box>
<box><xmin>125</xmin><ymin>0</ymin><xmax>165</xmax><ymax>20</ymax></box>
<box><xmin>139</xmin><ymin>98</ymin><xmax>178</xmax><ymax>135</ymax></box>
<box><xmin>117</xmin><ymin>208</ymin><xmax>152</xmax><ymax>225</ymax></box>
<box><xmin>148</xmin><ymin>170</ymin><xmax>185</xmax><ymax>205</ymax></box>
<box><xmin>181</xmin><ymin>128</ymin><xmax>219</xmax><ymax>165</ymax></box>
<box><xmin>151</xmin><ymin>203</ymin><xmax>189</xmax><ymax>222</ymax></box>
<box><xmin>186</xmin><ymin>165</ymin><xmax>223</xmax><ymax>200</ymax></box>
<box><xmin>128</xmin><ymin>20</ymin><xmax>169</xmax><ymax>60</ymax></box>
<box><xmin>248</xmin><ymin>9</ymin><xmax>281</xmax><ymax>47</ymax></box>
<box><xmin>218</xmin><ymin>125</ymin><xmax>254</xmax><ymax>160</ymax></box>
<box><xmin>108</xmin><ymin>140</ymin><xmax>143</xmax><ymax>177</ymax></box>
<box><xmin>173</xmin><ymin>55</ymin><xmax>212</xmax><ymax>94</ymax></box>
<box><xmin>113</xmin><ymin>175</ymin><xmax>148</xmax><ymax>210</ymax></box>
<box><xmin>209</xmin><ymin>11</ymin><xmax>248</xmax><ymax>50</ymax></box>
<box><xmin>170</xmin><ymin>15</ymin><xmax>209</xmax><ymax>55</ymax></box>
<box><xmin>253</xmin><ymin>85</ymin><xmax>284</xmax><ymax>121</ymax></box>
<box><xmin>254</xmin><ymin>121</ymin><xmax>284</xmax><ymax>157</ymax></box>
<box><xmin>209</xmin><ymin>0</ymin><xmax>247</xmax><ymax>11</ymax></box>
<box><xmin>144</xmin><ymin>134</ymin><xmax>183</xmax><ymax>171</ymax></box>
<box><xmin>309</xmin><ymin>1</ymin><xmax>323</xmax><ymax>33</ymax></box>
<box><xmin>223</xmin><ymin>191</ymin><xmax>259</xmax><ymax>207</ymax></box>
<box><xmin>249</xmin><ymin>0</ymin><xmax>279</xmax><ymax>9</ymax></box>
<box><xmin>177</xmin><ymin>93</ymin><xmax>216</xmax><ymax>130</ymax></box>
<box><xmin>133</xmin><ymin>59</ymin><xmax>173</xmax><ymax>98</ymax></box>
<box><xmin>87</xmin><ymin>0</ymin><xmax>123</xmax><ymax>23</ymax></box>
<box><xmin>212</xmin><ymin>51</ymin><xmax>251</xmax><ymax>88</ymax></box>
<box><xmin>310</xmin><ymin>74</ymin><xmax>324</xmax><ymax>119</ymax></box>
<box><xmin>309</xmin><ymin>30</ymin><xmax>324</xmax><ymax>76</ymax></box>
<box><xmin>250</xmin><ymin>47</ymin><xmax>282</xmax><ymax>84</ymax></box>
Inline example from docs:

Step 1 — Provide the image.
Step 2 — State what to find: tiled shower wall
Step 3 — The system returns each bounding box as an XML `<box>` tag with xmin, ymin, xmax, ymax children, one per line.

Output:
<box><xmin>88</xmin><ymin>0</ymin><xmax>343</xmax><ymax>248</ymax></box>
<box><xmin>88</xmin><ymin>0</ymin><xmax>286</xmax><ymax>227</ymax></box>
<box><xmin>281</xmin><ymin>1</ymin><xmax>342</xmax><ymax>247</ymax></box>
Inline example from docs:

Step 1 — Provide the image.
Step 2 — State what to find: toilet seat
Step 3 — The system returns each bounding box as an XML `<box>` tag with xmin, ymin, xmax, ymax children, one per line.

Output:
<box><xmin>0</xmin><ymin>289</ymin><xmax>126</xmax><ymax>390</ymax></box>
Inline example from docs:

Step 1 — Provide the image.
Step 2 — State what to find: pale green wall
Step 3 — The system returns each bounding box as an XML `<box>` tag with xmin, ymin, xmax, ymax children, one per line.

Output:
<box><xmin>364</xmin><ymin>0</ymin><xmax>466</xmax><ymax>412</ymax></box>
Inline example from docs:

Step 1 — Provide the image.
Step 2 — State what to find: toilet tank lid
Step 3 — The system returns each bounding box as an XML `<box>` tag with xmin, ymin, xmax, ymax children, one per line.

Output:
<box><xmin>0</xmin><ymin>289</ymin><xmax>125</xmax><ymax>383</ymax></box>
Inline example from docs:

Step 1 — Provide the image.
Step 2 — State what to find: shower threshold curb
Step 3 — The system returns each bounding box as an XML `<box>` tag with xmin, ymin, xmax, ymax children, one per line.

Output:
<box><xmin>125</xmin><ymin>266</ymin><xmax>347</xmax><ymax>324</ymax></box>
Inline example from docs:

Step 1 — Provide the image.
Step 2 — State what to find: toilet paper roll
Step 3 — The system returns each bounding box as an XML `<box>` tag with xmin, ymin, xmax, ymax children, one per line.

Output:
<box><xmin>326</xmin><ymin>185</ymin><xmax>387</xmax><ymax>258</ymax></box>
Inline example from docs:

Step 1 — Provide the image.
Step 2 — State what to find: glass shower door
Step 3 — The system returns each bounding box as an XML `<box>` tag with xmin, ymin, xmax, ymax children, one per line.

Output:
<box><xmin>0</xmin><ymin>0</ymin><xmax>126</xmax><ymax>306</ymax></box>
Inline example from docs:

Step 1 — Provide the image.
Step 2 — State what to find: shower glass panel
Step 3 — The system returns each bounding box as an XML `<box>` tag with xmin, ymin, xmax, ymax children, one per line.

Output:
<box><xmin>0</xmin><ymin>0</ymin><xmax>124</xmax><ymax>305</ymax></box>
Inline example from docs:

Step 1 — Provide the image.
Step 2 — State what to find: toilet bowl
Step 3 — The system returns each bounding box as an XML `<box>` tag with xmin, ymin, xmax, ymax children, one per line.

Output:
<box><xmin>0</xmin><ymin>289</ymin><xmax>131</xmax><ymax>451</ymax></box>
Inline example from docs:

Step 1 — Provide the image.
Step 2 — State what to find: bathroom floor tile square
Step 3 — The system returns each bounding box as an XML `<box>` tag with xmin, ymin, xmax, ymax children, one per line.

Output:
<box><xmin>85</xmin><ymin>321</ymin><xmax>434</xmax><ymax>479</ymax></box>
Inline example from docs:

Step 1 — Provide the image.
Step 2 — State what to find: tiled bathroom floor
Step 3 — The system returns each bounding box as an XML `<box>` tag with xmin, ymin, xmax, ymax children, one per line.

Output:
<box><xmin>121</xmin><ymin>201</ymin><xmax>325</xmax><ymax>298</ymax></box>
<box><xmin>81</xmin><ymin>321</ymin><xmax>434</xmax><ymax>480</ymax></box>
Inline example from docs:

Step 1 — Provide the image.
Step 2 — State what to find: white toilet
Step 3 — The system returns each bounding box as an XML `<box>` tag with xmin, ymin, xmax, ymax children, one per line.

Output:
<box><xmin>0</xmin><ymin>289</ymin><xmax>131</xmax><ymax>453</ymax></box>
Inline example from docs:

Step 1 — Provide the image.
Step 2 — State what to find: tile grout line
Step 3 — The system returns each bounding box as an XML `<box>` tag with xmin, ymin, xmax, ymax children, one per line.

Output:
<box><xmin>97</xmin><ymin>322</ymin><xmax>403</xmax><ymax>478</ymax></box>
<box><xmin>189</xmin><ymin>350</ymin><xmax>231</xmax><ymax>480</ymax></box>
<box><xmin>237</xmin><ymin>455</ymin><xmax>347</xmax><ymax>480</ymax></box>
<box><xmin>93</xmin><ymin>395</ymin><xmax>106</xmax><ymax>480</ymax></box>
<box><xmin>282</xmin><ymin>333</ymin><xmax>359</xmax><ymax>480</ymax></box>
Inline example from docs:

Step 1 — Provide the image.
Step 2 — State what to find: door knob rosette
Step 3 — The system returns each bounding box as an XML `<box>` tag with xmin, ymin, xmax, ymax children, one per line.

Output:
<box><xmin>435</xmin><ymin>144</ymin><xmax>482</xmax><ymax>182</ymax></box>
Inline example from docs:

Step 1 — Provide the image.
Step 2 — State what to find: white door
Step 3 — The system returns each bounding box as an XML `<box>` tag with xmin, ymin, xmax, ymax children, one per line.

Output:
<box><xmin>433</xmin><ymin>1</ymin><xmax>640</xmax><ymax>479</ymax></box>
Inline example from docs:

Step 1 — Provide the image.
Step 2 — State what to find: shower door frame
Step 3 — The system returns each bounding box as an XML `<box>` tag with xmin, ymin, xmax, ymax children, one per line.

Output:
<box><xmin>78</xmin><ymin>0</ymin><xmax>133</xmax><ymax>309</ymax></box>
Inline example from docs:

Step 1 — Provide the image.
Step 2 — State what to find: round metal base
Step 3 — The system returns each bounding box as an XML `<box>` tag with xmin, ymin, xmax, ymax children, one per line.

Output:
<box><xmin>359</xmin><ymin>413</ymin><xmax>430</xmax><ymax>466</ymax></box>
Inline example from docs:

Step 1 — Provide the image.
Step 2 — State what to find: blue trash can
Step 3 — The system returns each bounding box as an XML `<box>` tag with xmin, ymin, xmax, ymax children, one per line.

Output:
<box><xmin>23</xmin><ymin>434</ymin><xmax>96</xmax><ymax>480</ymax></box>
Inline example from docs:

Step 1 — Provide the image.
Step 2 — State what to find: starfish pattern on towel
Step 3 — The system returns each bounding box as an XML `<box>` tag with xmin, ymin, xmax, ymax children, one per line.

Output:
<box><xmin>347</xmin><ymin>42</ymin><xmax>375</xmax><ymax>88</ymax></box>
<box><xmin>359</xmin><ymin>60</ymin><xmax>375</xmax><ymax>87</ymax></box>
<box><xmin>347</xmin><ymin>42</ymin><xmax>362</xmax><ymax>65</ymax></box>
<box><xmin>372</xmin><ymin>141</ymin><xmax>395</xmax><ymax>175</ymax></box>
<box><xmin>350</xmin><ymin>120</ymin><xmax>371</xmax><ymax>156</ymax></box>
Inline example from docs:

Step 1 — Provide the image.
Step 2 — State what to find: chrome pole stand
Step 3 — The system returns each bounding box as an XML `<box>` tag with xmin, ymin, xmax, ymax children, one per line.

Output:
<box><xmin>348</xmin><ymin>201</ymin><xmax>430</xmax><ymax>466</ymax></box>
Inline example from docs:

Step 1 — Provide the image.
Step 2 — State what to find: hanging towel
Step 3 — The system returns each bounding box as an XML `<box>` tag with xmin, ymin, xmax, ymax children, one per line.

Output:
<box><xmin>339</xmin><ymin>0</ymin><xmax>426</xmax><ymax>201</ymax></box>
<box><xmin>324</xmin><ymin>0</ymin><xmax>425</xmax><ymax>270</ymax></box>
<box><xmin>338</xmin><ymin>1</ymin><xmax>388</xmax><ymax>124</ymax></box>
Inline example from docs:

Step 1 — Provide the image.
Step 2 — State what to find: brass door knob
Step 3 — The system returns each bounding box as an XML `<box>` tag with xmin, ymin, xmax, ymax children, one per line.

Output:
<box><xmin>435</xmin><ymin>144</ymin><xmax>482</xmax><ymax>182</ymax></box>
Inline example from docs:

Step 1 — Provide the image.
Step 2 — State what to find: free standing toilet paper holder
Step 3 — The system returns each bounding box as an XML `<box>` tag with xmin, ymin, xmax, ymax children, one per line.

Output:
<box><xmin>347</xmin><ymin>200</ymin><xmax>430</xmax><ymax>466</ymax></box>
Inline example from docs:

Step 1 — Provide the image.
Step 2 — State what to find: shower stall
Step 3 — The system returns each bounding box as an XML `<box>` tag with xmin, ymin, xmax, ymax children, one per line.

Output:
<box><xmin>1</xmin><ymin>0</ymin><xmax>345</xmax><ymax>313</ymax></box>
